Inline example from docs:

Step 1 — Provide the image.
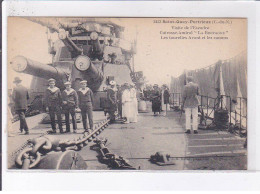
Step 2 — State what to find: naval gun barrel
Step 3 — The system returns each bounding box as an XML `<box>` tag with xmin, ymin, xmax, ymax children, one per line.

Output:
<box><xmin>74</xmin><ymin>55</ymin><xmax>104</xmax><ymax>89</ymax></box>
<box><xmin>11</xmin><ymin>56</ymin><xmax>67</xmax><ymax>80</ymax></box>
<box><xmin>58</xmin><ymin>30</ymin><xmax>102</xmax><ymax>57</ymax></box>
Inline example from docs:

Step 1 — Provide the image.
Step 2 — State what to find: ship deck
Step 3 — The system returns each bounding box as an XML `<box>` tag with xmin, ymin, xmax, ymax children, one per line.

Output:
<box><xmin>7</xmin><ymin>103</ymin><xmax>247</xmax><ymax>170</ymax></box>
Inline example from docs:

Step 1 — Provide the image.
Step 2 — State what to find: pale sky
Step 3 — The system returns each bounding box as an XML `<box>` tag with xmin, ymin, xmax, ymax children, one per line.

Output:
<box><xmin>8</xmin><ymin>17</ymin><xmax>247</xmax><ymax>88</ymax></box>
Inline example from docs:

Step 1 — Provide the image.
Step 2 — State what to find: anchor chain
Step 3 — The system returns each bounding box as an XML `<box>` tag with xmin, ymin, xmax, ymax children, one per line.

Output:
<box><xmin>90</xmin><ymin>138</ymin><xmax>137</xmax><ymax>170</ymax></box>
<box><xmin>11</xmin><ymin>130</ymin><xmax>50</xmax><ymax>158</ymax></box>
<box><xmin>15</xmin><ymin>119</ymin><xmax>109</xmax><ymax>169</ymax></box>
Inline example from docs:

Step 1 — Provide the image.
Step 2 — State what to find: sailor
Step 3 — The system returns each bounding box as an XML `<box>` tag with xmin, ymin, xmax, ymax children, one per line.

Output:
<box><xmin>151</xmin><ymin>84</ymin><xmax>161</xmax><ymax>115</ymax></box>
<box><xmin>62</xmin><ymin>81</ymin><xmax>79</xmax><ymax>133</ymax></box>
<box><xmin>182</xmin><ymin>76</ymin><xmax>200</xmax><ymax>134</ymax></box>
<box><xmin>78</xmin><ymin>80</ymin><xmax>94</xmax><ymax>133</ymax></box>
<box><xmin>45</xmin><ymin>78</ymin><xmax>64</xmax><ymax>133</ymax></box>
<box><xmin>122</xmin><ymin>83</ymin><xmax>132</xmax><ymax>123</ymax></box>
<box><xmin>107</xmin><ymin>80</ymin><xmax>117</xmax><ymax>123</ymax></box>
<box><xmin>12</xmin><ymin>77</ymin><xmax>30</xmax><ymax>134</ymax></box>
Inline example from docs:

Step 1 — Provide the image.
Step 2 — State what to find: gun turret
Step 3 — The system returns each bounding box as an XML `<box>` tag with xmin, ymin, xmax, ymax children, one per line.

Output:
<box><xmin>9</xmin><ymin>18</ymin><xmax>135</xmax><ymax>111</ymax></box>
<box><xmin>11</xmin><ymin>56</ymin><xmax>68</xmax><ymax>81</ymax></box>
<box><xmin>58</xmin><ymin>29</ymin><xmax>103</xmax><ymax>60</ymax></box>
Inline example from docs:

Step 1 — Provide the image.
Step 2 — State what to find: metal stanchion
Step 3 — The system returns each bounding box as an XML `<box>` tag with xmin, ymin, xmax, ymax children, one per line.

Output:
<box><xmin>229</xmin><ymin>97</ymin><xmax>232</xmax><ymax>125</ymax></box>
<box><xmin>207</xmin><ymin>96</ymin><xmax>209</xmax><ymax>118</ymax></box>
<box><xmin>221</xmin><ymin>95</ymin><xmax>223</xmax><ymax>109</ymax></box>
<box><xmin>240</xmin><ymin>97</ymin><xmax>242</xmax><ymax>135</ymax></box>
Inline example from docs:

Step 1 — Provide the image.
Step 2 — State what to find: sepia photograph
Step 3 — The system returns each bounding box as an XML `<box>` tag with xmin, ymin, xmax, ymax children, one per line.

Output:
<box><xmin>6</xmin><ymin>17</ymin><xmax>247</xmax><ymax>171</ymax></box>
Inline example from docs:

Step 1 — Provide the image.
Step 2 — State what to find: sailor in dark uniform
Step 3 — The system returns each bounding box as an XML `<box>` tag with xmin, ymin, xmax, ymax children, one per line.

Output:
<box><xmin>78</xmin><ymin>80</ymin><xmax>94</xmax><ymax>133</ymax></box>
<box><xmin>12</xmin><ymin>77</ymin><xmax>30</xmax><ymax>134</ymax></box>
<box><xmin>107</xmin><ymin>80</ymin><xmax>117</xmax><ymax>123</ymax></box>
<box><xmin>45</xmin><ymin>78</ymin><xmax>63</xmax><ymax>133</ymax></box>
<box><xmin>62</xmin><ymin>81</ymin><xmax>79</xmax><ymax>133</ymax></box>
<box><xmin>116</xmin><ymin>84</ymin><xmax>123</xmax><ymax>119</ymax></box>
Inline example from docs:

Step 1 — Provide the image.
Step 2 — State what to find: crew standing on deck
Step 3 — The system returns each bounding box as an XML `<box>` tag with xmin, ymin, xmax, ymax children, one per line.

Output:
<box><xmin>12</xmin><ymin>77</ymin><xmax>30</xmax><ymax>134</ymax></box>
<box><xmin>107</xmin><ymin>80</ymin><xmax>117</xmax><ymax>123</ymax></box>
<box><xmin>62</xmin><ymin>81</ymin><xmax>79</xmax><ymax>133</ymax></box>
<box><xmin>78</xmin><ymin>80</ymin><xmax>94</xmax><ymax>133</ymax></box>
<box><xmin>182</xmin><ymin>76</ymin><xmax>200</xmax><ymax>134</ymax></box>
<box><xmin>45</xmin><ymin>78</ymin><xmax>64</xmax><ymax>133</ymax></box>
<box><xmin>151</xmin><ymin>84</ymin><xmax>162</xmax><ymax>115</ymax></box>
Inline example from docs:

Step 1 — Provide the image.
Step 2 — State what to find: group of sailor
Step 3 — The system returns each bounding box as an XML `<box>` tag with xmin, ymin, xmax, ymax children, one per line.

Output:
<box><xmin>45</xmin><ymin>78</ymin><xmax>94</xmax><ymax>134</ymax></box>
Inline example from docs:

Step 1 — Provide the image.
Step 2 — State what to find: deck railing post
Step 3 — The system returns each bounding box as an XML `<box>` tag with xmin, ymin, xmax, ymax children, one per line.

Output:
<box><xmin>235</xmin><ymin>109</ymin><xmax>237</xmax><ymax>125</ymax></box>
<box><xmin>207</xmin><ymin>96</ymin><xmax>209</xmax><ymax>118</ymax></box>
<box><xmin>240</xmin><ymin>97</ymin><xmax>242</xmax><ymax>136</ymax></box>
<box><xmin>221</xmin><ymin>95</ymin><xmax>223</xmax><ymax>109</ymax></box>
<box><xmin>179</xmin><ymin>93</ymin><xmax>181</xmax><ymax>107</ymax></box>
<box><xmin>229</xmin><ymin>97</ymin><xmax>232</xmax><ymax>126</ymax></box>
<box><xmin>201</xmin><ymin>95</ymin><xmax>203</xmax><ymax>109</ymax></box>
<box><xmin>172</xmin><ymin>93</ymin><xmax>174</xmax><ymax>106</ymax></box>
<box><xmin>245</xmin><ymin>98</ymin><xmax>247</xmax><ymax>131</ymax></box>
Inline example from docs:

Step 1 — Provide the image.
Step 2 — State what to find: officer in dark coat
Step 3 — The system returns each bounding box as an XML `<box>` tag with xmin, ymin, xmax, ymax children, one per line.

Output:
<box><xmin>45</xmin><ymin>78</ymin><xmax>63</xmax><ymax>133</ymax></box>
<box><xmin>78</xmin><ymin>80</ymin><xmax>94</xmax><ymax>133</ymax></box>
<box><xmin>116</xmin><ymin>84</ymin><xmax>123</xmax><ymax>119</ymax></box>
<box><xmin>62</xmin><ymin>81</ymin><xmax>79</xmax><ymax>133</ymax></box>
<box><xmin>12</xmin><ymin>77</ymin><xmax>29</xmax><ymax>134</ymax></box>
<box><xmin>163</xmin><ymin>85</ymin><xmax>170</xmax><ymax>111</ymax></box>
<box><xmin>107</xmin><ymin>80</ymin><xmax>117</xmax><ymax>123</ymax></box>
<box><xmin>163</xmin><ymin>85</ymin><xmax>170</xmax><ymax>104</ymax></box>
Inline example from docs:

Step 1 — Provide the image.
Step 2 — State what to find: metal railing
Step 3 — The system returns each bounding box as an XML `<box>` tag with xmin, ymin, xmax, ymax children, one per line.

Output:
<box><xmin>170</xmin><ymin>93</ymin><xmax>182</xmax><ymax>107</ymax></box>
<box><xmin>219</xmin><ymin>95</ymin><xmax>247</xmax><ymax>134</ymax></box>
<box><xmin>170</xmin><ymin>93</ymin><xmax>247</xmax><ymax>132</ymax></box>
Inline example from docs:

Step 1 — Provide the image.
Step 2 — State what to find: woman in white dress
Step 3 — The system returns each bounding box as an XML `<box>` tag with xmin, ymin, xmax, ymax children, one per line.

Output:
<box><xmin>130</xmin><ymin>85</ymin><xmax>138</xmax><ymax>123</ymax></box>
<box><xmin>122</xmin><ymin>83</ymin><xmax>132</xmax><ymax>124</ymax></box>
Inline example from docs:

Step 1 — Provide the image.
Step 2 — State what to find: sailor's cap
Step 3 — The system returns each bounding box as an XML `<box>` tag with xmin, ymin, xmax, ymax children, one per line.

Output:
<box><xmin>64</xmin><ymin>81</ymin><xmax>71</xmax><ymax>85</ymax></box>
<box><xmin>80</xmin><ymin>80</ymin><xmax>88</xmax><ymax>84</ymax></box>
<box><xmin>153</xmin><ymin>84</ymin><xmax>159</xmax><ymax>87</ymax></box>
<box><xmin>110</xmin><ymin>80</ymin><xmax>116</xmax><ymax>85</ymax></box>
<box><xmin>48</xmin><ymin>78</ymin><xmax>56</xmax><ymax>83</ymax></box>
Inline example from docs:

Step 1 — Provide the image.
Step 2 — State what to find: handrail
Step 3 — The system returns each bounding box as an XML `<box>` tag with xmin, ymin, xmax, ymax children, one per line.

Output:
<box><xmin>170</xmin><ymin>92</ymin><xmax>247</xmax><ymax>132</ymax></box>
